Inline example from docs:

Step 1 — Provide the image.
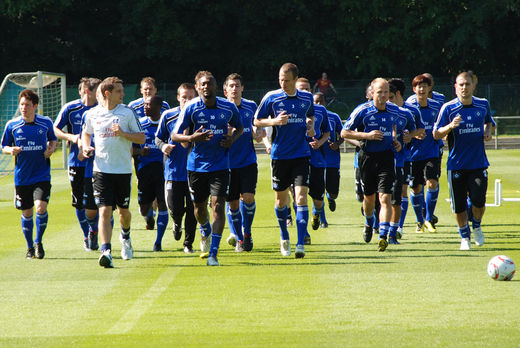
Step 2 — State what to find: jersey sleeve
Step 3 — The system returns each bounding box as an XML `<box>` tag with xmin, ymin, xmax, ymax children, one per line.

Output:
<box><xmin>46</xmin><ymin>118</ymin><xmax>57</xmax><ymax>141</ymax></box>
<box><xmin>433</xmin><ymin>104</ymin><xmax>450</xmax><ymax>131</ymax></box>
<box><xmin>307</xmin><ymin>102</ymin><xmax>315</xmax><ymax>119</ymax></box>
<box><xmin>54</xmin><ymin>105</ymin><xmax>69</xmax><ymax>129</ymax></box>
<box><xmin>155</xmin><ymin>112</ymin><xmax>169</xmax><ymax>141</ymax></box>
<box><xmin>228</xmin><ymin>104</ymin><xmax>243</xmax><ymax>129</ymax></box>
<box><xmin>127</xmin><ymin>109</ymin><xmax>143</xmax><ymax>133</ymax></box>
<box><xmin>404</xmin><ymin>109</ymin><xmax>416</xmax><ymax>131</ymax></box>
<box><xmin>484</xmin><ymin>100</ymin><xmax>496</xmax><ymax>126</ymax></box>
<box><xmin>343</xmin><ymin>106</ymin><xmax>363</xmax><ymax>131</ymax></box>
<box><xmin>254</xmin><ymin>94</ymin><xmax>272</xmax><ymax>120</ymax></box>
<box><xmin>320</xmin><ymin>110</ymin><xmax>331</xmax><ymax>135</ymax></box>
<box><xmin>173</xmin><ymin>105</ymin><xmax>192</xmax><ymax>134</ymax></box>
<box><xmin>1</xmin><ymin>122</ymin><xmax>14</xmax><ymax>147</ymax></box>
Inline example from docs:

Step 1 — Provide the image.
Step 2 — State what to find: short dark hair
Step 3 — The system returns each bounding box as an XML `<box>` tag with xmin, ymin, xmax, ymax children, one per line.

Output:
<box><xmin>99</xmin><ymin>76</ymin><xmax>123</xmax><ymax>98</ymax></box>
<box><xmin>194</xmin><ymin>71</ymin><xmax>215</xmax><ymax>84</ymax></box>
<box><xmin>224</xmin><ymin>73</ymin><xmax>243</xmax><ymax>88</ymax></box>
<box><xmin>78</xmin><ymin>77</ymin><xmax>101</xmax><ymax>93</ymax></box>
<box><xmin>149</xmin><ymin>95</ymin><xmax>163</xmax><ymax>107</ymax></box>
<box><xmin>412</xmin><ymin>74</ymin><xmax>432</xmax><ymax>88</ymax></box>
<box><xmin>388</xmin><ymin>78</ymin><xmax>406</xmax><ymax>96</ymax></box>
<box><xmin>177</xmin><ymin>82</ymin><xmax>196</xmax><ymax>95</ymax></box>
<box><xmin>18</xmin><ymin>89</ymin><xmax>39</xmax><ymax>105</ymax></box>
<box><xmin>140</xmin><ymin>76</ymin><xmax>156</xmax><ymax>88</ymax></box>
<box><xmin>280</xmin><ymin>62</ymin><xmax>299</xmax><ymax>79</ymax></box>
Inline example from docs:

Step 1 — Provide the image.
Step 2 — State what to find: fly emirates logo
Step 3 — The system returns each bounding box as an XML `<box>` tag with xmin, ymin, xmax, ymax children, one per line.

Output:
<box><xmin>21</xmin><ymin>141</ymin><xmax>44</xmax><ymax>151</ymax></box>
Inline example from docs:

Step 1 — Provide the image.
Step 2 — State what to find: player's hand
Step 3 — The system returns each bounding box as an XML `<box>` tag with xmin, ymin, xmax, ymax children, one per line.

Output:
<box><xmin>10</xmin><ymin>146</ymin><xmax>22</xmax><ymax>156</ymax></box>
<box><xmin>220</xmin><ymin>135</ymin><xmax>234</xmax><ymax>148</ymax></box>
<box><xmin>275</xmin><ymin>111</ymin><xmax>289</xmax><ymax>126</ymax></box>
<box><xmin>112</xmin><ymin>122</ymin><xmax>123</xmax><ymax>136</ymax></box>
<box><xmin>403</xmin><ymin>130</ymin><xmax>412</xmax><ymax>143</ymax></box>
<box><xmin>450</xmin><ymin>115</ymin><xmax>462</xmax><ymax>130</ymax></box>
<box><xmin>309</xmin><ymin>137</ymin><xmax>320</xmax><ymax>150</ymax></box>
<box><xmin>329</xmin><ymin>140</ymin><xmax>340</xmax><ymax>150</ymax></box>
<box><xmin>367</xmin><ymin>130</ymin><xmax>383</xmax><ymax>141</ymax></box>
<box><xmin>141</xmin><ymin>147</ymin><xmax>150</xmax><ymax>156</ymax></box>
<box><xmin>82</xmin><ymin>146</ymin><xmax>95</xmax><ymax>158</ymax></box>
<box><xmin>265</xmin><ymin>144</ymin><xmax>272</xmax><ymax>154</ymax></box>
<box><xmin>306</xmin><ymin>118</ymin><xmax>315</xmax><ymax>137</ymax></box>
<box><xmin>191</xmin><ymin>126</ymin><xmax>213</xmax><ymax>142</ymax></box>
<box><xmin>44</xmin><ymin>147</ymin><xmax>54</xmax><ymax>158</ymax></box>
<box><xmin>162</xmin><ymin>144</ymin><xmax>175</xmax><ymax>155</ymax></box>
<box><xmin>484</xmin><ymin>132</ymin><xmax>492</xmax><ymax>142</ymax></box>
<box><xmin>414</xmin><ymin>128</ymin><xmax>426</xmax><ymax>140</ymax></box>
<box><xmin>393</xmin><ymin>139</ymin><xmax>402</xmax><ymax>152</ymax></box>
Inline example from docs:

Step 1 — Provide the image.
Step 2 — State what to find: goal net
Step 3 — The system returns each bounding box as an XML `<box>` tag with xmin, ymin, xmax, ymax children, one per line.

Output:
<box><xmin>0</xmin><ymin>71</ymin><xmax>66</xmax><ymax>173</ymax></box>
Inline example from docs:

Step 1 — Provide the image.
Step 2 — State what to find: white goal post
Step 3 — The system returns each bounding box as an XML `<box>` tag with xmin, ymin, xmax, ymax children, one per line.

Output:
<box><xmin>0</xmin><ymin>71</ymin><xmax>67</xmax><ymax>172</ymax></box>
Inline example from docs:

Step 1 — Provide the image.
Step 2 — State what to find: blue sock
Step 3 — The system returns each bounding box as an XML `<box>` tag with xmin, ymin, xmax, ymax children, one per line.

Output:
<box><xmin>200</xmin><ymin>220</ymin><xmax>212</xmax><ymax>238</ymax></box>
<box><xmin>209</xmin><ymin>233</ymin><xmax>222</xmax><ymax>258</ymax></box>
<box><xmin>146</xmin><ymin>208</ymin><xmax>155</xmax><ymax>220</ymax></box>
<box><xmin>295</xmin><ymin>205</ymin><xmax>309</xmax><ymax>246</ymax></box>
<box><xmin>121</xmin><ymin>226</ymin><xmax>130</xmax><ymax>239</ymax></box>
<box><xmin>472</xmin><ymin>217</ymin><xmax>481</xmax><ymax>230</ymax></box>
<box><xmin>240</xmin><ymin>200</ymin><xmax>256</xmax><ymax>236</ymax></box>
<box><xmin>76</xmin><ymin>208</ymin><xmax>90</xmax><ymax>238</ymax></box>
<box><xmin>86</xmin><ymin>214</ymin><xmax>98</xmax><ymax>233</ymax></box>
<box><xmin>101</xmin><ymin>243</ymin><xmax>111</xmax><ymax>252</ymax></box>
<box><xmin>365</xmin><ymin>212</ymin><xmax>375</xmax><ymax>228</ymax></box>
<box><xmin>425</xmin><ymin>187</ymin><xmax>439</xmax><ymax>222</ymax></box>
<box><xmin>399</xmin><ymin>197</ymin><xmax>408</xmax><ymax>228</ymax></box>
<box><xmin>320</xmin><ymin>208</ymin><xmax>327</xmax><ymax>224</ymax></box>
<box><xmin>21</xmin><ymin>215</ymin><xmax>34</xmax><ymax>248</ymax></box>
<box><xmin>229</xmin><ymin>207</ymin><xmax>243</xmax><ymax>241</ymax></box>
<box><xmin>275</xmin><ymin>206</ymin><xmax>290</xmax><ymax>240</ymax></box>
<box><xmin>287</xmin><ymin>205</ymin><xmax>292</xmax><ymax>220</ymax></box>
<box><xmin>410</xmin><ymin>190</ymin><xmax>425</xmax><ymax>224</ymax></box>
<box><xmin>458</xmin><ymin>224</ymin><xmax>471</xmax><ymax>239</ymax></box>
<box><xmin>379</xmin><ymin>222</ymin><xmax>390</xmax><ymax>239</ymax></box>
<box><xmin>34</xmin><ymin>212</ymin><xmax>48</xmax><ymax>244</ymax></box>
<box><xmin>389</xmin><ymin>222</ymin><xmax>399</xmax><ymax>239</ymax></box>
<box><xmin>155</xmin><ymin>210</ymin><xmax>169</xmax><ymax>245</ymax></box>
<box><xmin>226</xmin><ymin>203</ymin><xmax>236</xmax><ymax>236</ymax></box>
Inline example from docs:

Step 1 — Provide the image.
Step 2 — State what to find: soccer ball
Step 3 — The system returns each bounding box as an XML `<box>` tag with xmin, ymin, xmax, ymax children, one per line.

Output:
<box><xmin>487</xmin><ymin>255</ymin><xmax>516</xmax><ymax>281</ymax></box>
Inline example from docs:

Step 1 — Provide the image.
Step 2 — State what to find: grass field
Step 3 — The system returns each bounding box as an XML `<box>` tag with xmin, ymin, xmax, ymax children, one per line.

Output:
<box><xmin>0</xmin><ymin>150</ymin><xmax>519</xmax><ymax>347</ymax></box>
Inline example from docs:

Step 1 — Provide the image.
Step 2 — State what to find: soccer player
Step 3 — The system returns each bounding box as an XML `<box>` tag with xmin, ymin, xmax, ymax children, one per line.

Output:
<box><xmin>81</xmin><ymin>77</ymin><xmax>145</xmax><ymax>268</ymax></box>
<box><xmin>295</xmin><ymin>78</ymin><xmax>330</xmax><ymax>236</ymax></box>
<box><xmin>254</xmin><ymin>62</ymin><xmax>315</xmax><ymax>258</ymax></box>
<box><xmin>223</xmin><ymin>73</ymin><xmax>262</xmax><ymax>252</ymax></box>
<box><xmin>433</xmin><ymin>72</ymin><xmax>494</xmax><ymax>250</ymax></box>
<box><xmin>407</xmin><ymin>74</ymin><xmax>443</xmax><ymax>234</ymax></box>
<box><xmin>155</xmin><ymin>83</ymin><xmax>198</xmax><ymax>254</ymax></box>
<box><xmin>134</xmin><ymin>95</ymin><xmax>169</xmax><ymax>251</ymax></box>
<box><xmin>341</xmin><ymin>78</ymin><xmax>401</xmax><ymax>252</ymax></box>
<box><xmin>171</xmin><ymin>71</ymin><xmax>243</xmax><ymax>266</ymax></box>
<box><xmin>128</xmin><ymin>77</ymin><xmax>171</xmax><ymax>117</ymax></box>
<box><xmin>313</xmin><ymin>92</ymin><xmax>344</xmax><ymax>228</ymax></box>
<box><xmin>54</xmin><ymin>77</ymin><xmax>101</xmax><ymax>251</ymax></box>
<box><xmin>1</xmin><ymin>89</ymin><xmax>57</xmax><ymax>259</ymax></box>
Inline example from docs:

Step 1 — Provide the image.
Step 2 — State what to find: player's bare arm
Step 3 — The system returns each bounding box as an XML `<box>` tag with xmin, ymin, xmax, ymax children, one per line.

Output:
<box><xmin>433</xmin><ymin>115</ymin><xmax>462</xmax><ymax>140</ymax></box>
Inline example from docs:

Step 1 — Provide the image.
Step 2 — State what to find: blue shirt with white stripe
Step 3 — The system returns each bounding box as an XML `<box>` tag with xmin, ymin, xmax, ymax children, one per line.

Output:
<box><xmin>323</xmin><ymin>110</ymin><xmax>343</xmax><ymax>168</ymax></box>
<box><xmin>137</xmin><ymin>117</ymin><xmax>163</xmax><ymax>171</ymax></box>
<box><xmin>407</xmin><ymin>98</ymin><xmax>442</xmax><ymax>161</ymax></box>
<box><xmin>128</xmin><ymin>97</ymin><xmax>170</xmax><ymax>118</ymax></box>
<box><xmin>229</xmin><ymin>98</ymin><xmax>258</xmax><ymax>169</ymax></box>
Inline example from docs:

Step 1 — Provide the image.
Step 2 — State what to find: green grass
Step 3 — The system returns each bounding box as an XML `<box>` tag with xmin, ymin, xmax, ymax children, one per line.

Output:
<box><xmin>0</xmin><ymin>150</ymin><xmax>519</xmax><ymax>347</ymax></box>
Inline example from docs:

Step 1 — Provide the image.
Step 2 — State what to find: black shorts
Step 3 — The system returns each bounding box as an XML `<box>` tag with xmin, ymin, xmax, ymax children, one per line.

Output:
<box><xmin>227</xmin><ymin>163</ymin><xmax>258</xmax><ymax>201</ymax></box>
<box><xmin>188</xmin><ymin>170</ymin><xmax>229</xmax><ymax>204</ymax></box>
<box><xmin>325</xmin><ymin>167</ymin><xmax>340</xmax><ymax>196</ymax></box>
<box><xmin>391</xmin><ymin>167</ymin><xmax>405</xmax><ymax>205</ymax></box>
<box><xmin>358</xmin><ymin>149</ymin><xmax>395</xmax><ymax>196</ymax></box>
<box><xmin>68</xmin><ymin>166</ymin><xmax>86</xmax><ymax>209</ymax></box>
<box><xmin>410</xmin><ymin>157</ymin><xmax>440</xmax><ymax>188</ymax></box>
<box><xmin>15</xmin><ymin>181</ymin><xmax>51</xmax><ymax>210</ymax></box>
<box><xmin>403</xmin><ymin>161</ymin><xmax>412</xmax><ymax>185</ymax></box>
<box><xmin>93</xmin><ymin>172</ymin><xmax>132</xmax><ymax>208</ymax></box>
<box><xmin>137</xmin><ymin>162</ymin><xmax>165</xmax><ymax>206</ymax></box>
<box><xmin>448</xmin><ymin>168</ymin><xmax>488</xmax><ymax>214</ymax></box>
<box><xmin>83</xmin><ymin>176</ymin><xmax>97</xmax><ymax>210</ymax></box>
<box><xmin>271</xmin><ymin>157</ymin><xmax>310</xmax><ymax>192</ymax></box>
<box><xmin>309</xmin><ymin>165</ymin><xmax>325</xmax><ymax>200</ymax></box>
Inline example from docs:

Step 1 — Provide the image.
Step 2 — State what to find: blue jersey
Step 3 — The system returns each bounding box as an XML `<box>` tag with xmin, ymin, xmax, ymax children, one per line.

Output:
<box><xmin>254</xmin><ymin>88</ymin><xmax>314</xmax><ymax>160</ymax></box>
<box><xmin>323</xmin><ymin>111</ymin><xmax>343</xmax><ymax>168</ymax></box>
<box><xmin>343</xmin><ymin>100</ymin><xmax>398</xmax><ymax>153</ymax></box>
<box><xmin>156</xmin><ymin>107</ymin><xmax>188</xmax><ymax>181</ymax></box>
<box><xmin>309</xmin><ymin>103</ymin><xmax>331</xmax><ymax>168</ymax></box>
<box><xmin>79</xmin><ymin>113</ymin><xmax>95</xmax><ymax>178</ymax></box>
<box><xmin>408</xmin><ymin>98</ymin><xmax>442</xmax><ymax>161</ymax></box>
<box><xmin>406</xmin><ymin>91</ymin><xmax>446</xmax><ymax>106</ymax></box>
<box><xmin>401</xmin><ymin>102</ymin><xmax>424</xmax><ymax>163</ymax></box>
<box><xmin>229</xmin><ymin>98</ymin><xmax>258</xmax><ymax>169</ymax></box>
<box><xmin>2</xmin><ymin>114</ymin><xmax>57</xmax><ymax>186</ymax></box>
<box><xmin>393</xmin><ymin>106</ymin><xmax>417</xmax><ymax>168</ymax></box>
<box><xmin>434</xmin><ymin>97</ymin><xmax>495</xmax><ymax>171</ymax></box>
<box><xmin>54</xmin><ymin>99</ymin><xmax>96</xmax><ymax>167</ymax></box>
<box><xmin>137</xmin><ymin>117</ymin><xmax>163</xmax><ymax>171</ymax></box>
<box><xmin>128</xmin><ymin>98</ymin><xmax>170</xmax><ymax>118</ymax></box>
<box><xmin>173</xmin><ymin>96</ymin><xmax>242</xmax><ymax>173</ymax></box>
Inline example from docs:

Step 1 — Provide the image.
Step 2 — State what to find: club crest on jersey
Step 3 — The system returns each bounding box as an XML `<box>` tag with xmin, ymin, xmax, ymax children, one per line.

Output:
<box><xmin>220</xmin><ymin>113</ymin><xmax>225</xmax><ymax>119</ymax></box>
<box><xmin>38</xmin><ymin>129</ymin><xmax>44</xmax><ymax>134</ymax></box>
<box><xmin>301</xmin><ymin>102</ymin><xmax>305</xmax><ymax>108</ymax></box>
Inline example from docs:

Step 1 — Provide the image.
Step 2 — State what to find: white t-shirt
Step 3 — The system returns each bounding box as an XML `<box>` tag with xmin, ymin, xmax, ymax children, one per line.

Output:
<box><xmin>83</xmin><ymin>104</ymin><xmax>142</xmax><ymax>174</ymax></box>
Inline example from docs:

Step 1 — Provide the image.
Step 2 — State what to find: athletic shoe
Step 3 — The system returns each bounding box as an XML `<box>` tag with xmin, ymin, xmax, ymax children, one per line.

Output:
<box><xmin>99</xmin><ymin>249</ymin><xmax>114</xmax><ymax>268</ymax></box>
<box><xmin>184</xmin><ymin>245</ymin><xmax>194</xmax><ymax>254</ymax></box>
<box><xmin>295</xmin><ymin>244</ymin><xmax>305</xmax><ymax>259</ymax></box>
<box><xmin>200</xmin><ymin>251</ymin><xmax>209</xmax><ymax>259</ymax></box>
<box><xmin>328</xmin><ymin>198</ymin><xmax>336</xmax><ymax>212</ymax></box>
<box><xmin>396</xmin><ymin>227</ymin><xmax>403</xmax><ymax>239</ymax></box>
<box><xmin>243</xmin><ymin>234</ymin><xmax>253</xmax><ymax>252</ymax></box>
<box><xmin>145</xmin><ymin>216</ymin><xmax>155</xmax><ymax>230</ymax></box>
<box><xmin>321</xmin><ymin>221</ymin><xmax>328</xmax><ymax>228</ymax></box>
<box><xmin>226</xmin><ymin>234</ymin><xmax>237</xmax><ymax>247</ymax></box>
<box><xmin>460</xmin><ymin>237</ymin><xmax>471</xmax><ymax>250</ymax></box>
<box><xmin>280</xmin><ymin>239</ymin><xmax>291</xmax><ymax>256</ymax></box>
<box><xmin>200</xmin><ymin>234</ymin><xmax>211</xmax><ymax>253</ymax></box>
<box><xmin>26</xmin><ymin>247</ymin><xmax>35</xmax><ymax>259</ymax></box>
<box><xmin>311</xmin><ymin>214</ymin><xmax>320</xmax><ymax>230</ymax></box>
<box><xmin>153</xmin><ymin>243</ymin><xmax>162</xmax><ymax>252</ymax></box>
<box><xmin>34</xmin><ymin>242</ymin><xmax>45</xmax><ymax>259</ymax></box>
<box><xmin>415</xmin><ymin>222</ymin><xmax>424</xmax><ymax>233</ymax></box>
<box><xmin>378</xmin><ymin>238</ymin><xmax>388</xmax><ymax>252</ymax></box>
<box><xmin>473</xmin><ymin>227</ymin><xmax>485</xmax><ymax>246</ymax></box>
<box><xmin>388</xmin><ymin>236</ymin><xmax>400</xmax><ymax>245</ymax></box>
<box><xmin>207</xmin><ymin>256</ymin><xmax>220</xmax><ymax>266</ymax></box>
<box><xmin>363</xmin><ymin>225</ymin><xmax>373</xmax><ymax>243</ymax></box>
<box><xmin>286</xmin><ymin>216</ymin><xmax>293</xmax><ymax>226</ymax></box>
<box><xmin>173</xmin><ymin>223</ymin><xmax>182</xmax><ymax>241</ymax></box>
<box><xmin>119</xmin><ymin>235</ymin><xmax>133</xmax><ymax>260</ymax></box>
<box><xmin>431</xmin><ymin>214</ymin><xmax>438</xmax><ymax>225</ymax></box>
<box><xmin>424</xmin><ymin>220</ymin><xmax>437</xmax><ymax>233</ymax></box>
<box><xmin>89</xmin><ymin>231</ymin><xmax>99</xmax><ymax>251</ymax></box>
<box><xmin>83</xmin><ymin>238</ymin><xmax>90</xmax><ymax>251</ymax></box>
<box><xmin>304</xmin><ymin>236</ymin><xmax>311</xmax><ymax>245</ymax></box>
<box><xmin>235</xmin><ymin>241</ymin><xmax>245</xmax><ymax>253</ymax></box>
